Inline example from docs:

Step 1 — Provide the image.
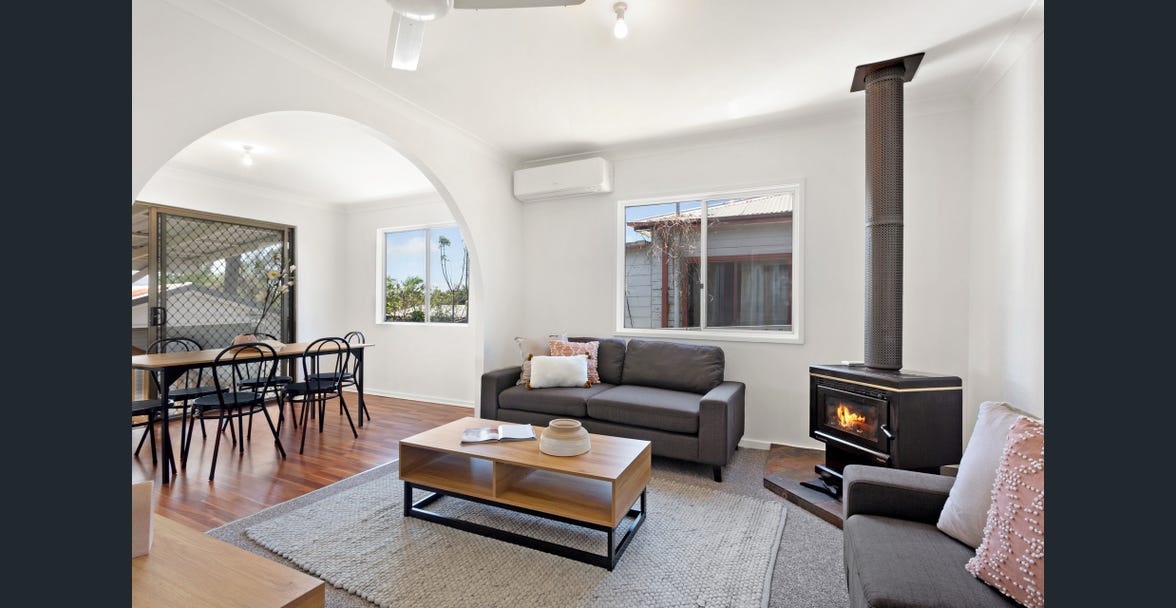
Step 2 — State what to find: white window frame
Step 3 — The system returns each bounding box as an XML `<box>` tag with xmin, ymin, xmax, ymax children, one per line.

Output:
<box><xmin>615</xmin><ymin>182</ymin><xmax>804</xmax><ymax>344</ymax></box>
<box><xmin>376</xmin><ymin>222</ymin><xmax>470</xmax><ymax>326</ymax></box>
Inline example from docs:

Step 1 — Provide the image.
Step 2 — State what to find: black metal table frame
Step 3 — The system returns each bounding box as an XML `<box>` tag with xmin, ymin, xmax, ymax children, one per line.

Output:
<box><xmin>403</xmin><ymin>481</ymin><xmax>647</xmax><ymax>570</ymax></box>
<box><xmin>138</xmin><ymin>345</ymin><xmax>369</xmax><ymax>484</ymax></box>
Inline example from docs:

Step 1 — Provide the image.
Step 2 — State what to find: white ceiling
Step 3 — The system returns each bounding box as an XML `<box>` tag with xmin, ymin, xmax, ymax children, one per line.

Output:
<box><xmin>165</xmin><ymin>111</ymin><xmax>436</xmax><ymax>203</ymax></box>
<box><xmin>213</xmin><ymin>0</ymin><xmax>1038</xmax><ymax>159</ymax></box>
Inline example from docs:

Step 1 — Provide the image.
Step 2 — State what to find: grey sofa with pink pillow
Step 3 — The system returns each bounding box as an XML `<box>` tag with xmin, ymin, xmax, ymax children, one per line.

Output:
<box><xmin>842</xmin><ymin>466</ymin><xmax>1017</xmax><ymax>607</ymax></box>
<box><xmin>480</xmin><ymin>337</ymin><xmax>745</xmax><ymax>481</ymax></box>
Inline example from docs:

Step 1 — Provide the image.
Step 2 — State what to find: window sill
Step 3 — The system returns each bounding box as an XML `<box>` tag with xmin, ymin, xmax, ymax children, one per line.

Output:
<box><xmin>376</xmin><ymin>321</ymin><xmax>470</xmax><ymax>327</ymax></box>
<box><xmin>614</xmin><ymin>328</ymin><xmax>804</xmax><ymax>345</ymax></box>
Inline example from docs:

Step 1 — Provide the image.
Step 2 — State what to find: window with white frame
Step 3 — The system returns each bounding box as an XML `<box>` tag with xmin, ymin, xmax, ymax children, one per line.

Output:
<box><xmin>380</xmin><ymin>225</ymin><xmax>469</xmax><ymax>324</ymax></box>
<box><xmin>618</xmin><ymin>185</ymin><xmax>802</xmax><ymax>342</ymax></box>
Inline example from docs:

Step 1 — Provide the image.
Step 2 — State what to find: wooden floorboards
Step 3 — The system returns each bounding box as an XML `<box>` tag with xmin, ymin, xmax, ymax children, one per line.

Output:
<box><xmin>131</xmin><ymin>392</ymin><xmax>470</xmax><ymax>532</ymax></box>
<box><xmin>762</xmin><ymin>444</ymin><xmax>844</xmax><ymax>528</ymax></box>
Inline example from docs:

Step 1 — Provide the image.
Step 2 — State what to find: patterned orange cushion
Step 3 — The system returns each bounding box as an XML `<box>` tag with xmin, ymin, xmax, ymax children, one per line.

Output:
<box><xmin>549</xmin><ymin>340</ymin><xmax>600</xmax><ymax>384</ymax></box>
<box><xmin>965</xmin><ymin>416</ymin><xmax>1045</xmax><ymax>608</ymax></box>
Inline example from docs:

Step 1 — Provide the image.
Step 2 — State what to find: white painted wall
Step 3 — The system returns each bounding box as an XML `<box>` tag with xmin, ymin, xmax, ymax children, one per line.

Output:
<box><xmin>341</xmin><ymin>195</ymin><xmax>476</xmax><ymax>406</ymax></box>
<box><xmin>966</xmin><ymin>33</ymin><xmax>1045</xmax><ymax>432</ymax></box>
<box><xmin>519</xmin><ymin>104</ymin><xmax>974</xmax><ymax>448</ymax></box>
<box><xmin>132</xmin><ymin>0</ymin><xmax>525</xmax><ymax>399</ymax></box>
<box><xmin>132</xmin><ymin>0</ymin><xmax>1043</xmax><ymax>448</ymax></box>
<box><xmin>137</xmin><ymin>166</ymin><xmax>344</xmax><ymax>342</ymax></box>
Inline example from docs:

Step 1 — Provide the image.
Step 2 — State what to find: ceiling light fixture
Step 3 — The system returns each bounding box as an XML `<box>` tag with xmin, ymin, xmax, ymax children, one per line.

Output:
<box><xmin>613</xmin><ymin>2</ymin><xmax>628</xmax><ymax>39</ymax></box>
<box><xmin>241</xmin><ymin>144</ymin><xmax>254</xmax><ymax>167</ymax></box>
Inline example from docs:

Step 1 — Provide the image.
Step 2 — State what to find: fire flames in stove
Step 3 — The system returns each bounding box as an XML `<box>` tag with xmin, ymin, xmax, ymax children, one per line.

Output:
<box><xmin>836</xmin><ymin>404</ymin><xmax>869</xmax><ymax>434</ymax></box>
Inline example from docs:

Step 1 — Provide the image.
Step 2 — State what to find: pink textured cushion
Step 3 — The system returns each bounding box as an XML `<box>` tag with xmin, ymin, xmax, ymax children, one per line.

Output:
<box><xmin>549</xmin><ymin>340</ymin><xmax>600</xmax><ymax>384</ymax></box>
<box><xmin>965</xmin><ymin>416</ymin><xmax>1045</xmax><ymax>608</ymax></box>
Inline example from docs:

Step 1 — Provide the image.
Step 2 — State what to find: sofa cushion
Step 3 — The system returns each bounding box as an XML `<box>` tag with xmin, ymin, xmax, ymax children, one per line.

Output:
<box><xmin>527</xmin><ymin>355</ymin><xmax>589</xmax><ymax>389</ymax></box>
<box><xmin>549</xmin><ymin>340</ymin><xmax>600</xmax><ymax>384</ymax></box>
<box><xmin>966</xmin><ymin>417</ymin><xmax>1045</xmax><ymax>608</ymax></box>
<box><xmin>587</xmin><ymin>385</ymin><xmax>700</xmax><ymax>434</ymax></box>
<box><xmin>514</xmin><ymin>334</ymin><xmax>567</xmax><ymax>362</ymax></box>
<box><xmin>620</xmin><ymin>339</ymin><xmax>724</xmax><ymax>395</ymax></box>
<box><xmin>845</xmin><ymin>515</ymin><xmax>1016</xmax><ymax>608</ymax></box>
<box><xmin>514</xmin><ymin>334</ymin><xmax>567</xmax><ymax>386</ymax></box>
<box><xmin>938</xmin><ymin>401</ymin><xmax>1039</xmax><ymax>548</ymax></box>
<box><xmin>569</xmin><ymin>337</ymin><xmax>626</xmax><ymax>385</ymax></box>
<box><xmin>499</xmin><ymin>383</ymin><xmax>617</xmax><ymax>417</ymax></box>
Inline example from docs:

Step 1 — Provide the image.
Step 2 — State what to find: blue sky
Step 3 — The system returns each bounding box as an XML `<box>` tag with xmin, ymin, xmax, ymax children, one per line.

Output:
<box><xmin>385</xmin><ymin>226</ymin><xmax>466</xmax><ymax>286</ymax></box>
<box><xmin>624</xmin><ymin>200</ymin><xmax>701</xmax><ymax>244</ymax></box>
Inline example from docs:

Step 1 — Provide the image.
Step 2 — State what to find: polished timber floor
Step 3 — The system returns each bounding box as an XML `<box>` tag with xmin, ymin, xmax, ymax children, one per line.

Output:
<box><xmin>132</xmin><ymin>393</ymin><xmax>849</xmax><ymax>607</ymax></box>
<box><xmin>131</xmin><ymin>392</ymin><xmax>471</xmax><ymax>531</ymax></box>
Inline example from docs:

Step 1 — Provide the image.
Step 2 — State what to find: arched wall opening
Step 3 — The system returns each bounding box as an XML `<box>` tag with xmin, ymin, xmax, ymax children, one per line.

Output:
<box><xmin>134</xmin><ymin>0</ymin><xmax>521</xmax><ymax>414</ymax></box>
<box><xmin>135</xmin><ymin>111</ymin><xmax>487</xmax><ymax>407</ymax></box>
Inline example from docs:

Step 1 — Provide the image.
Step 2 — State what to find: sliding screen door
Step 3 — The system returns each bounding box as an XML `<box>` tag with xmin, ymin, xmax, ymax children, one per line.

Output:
<box><xmin>132</xmin><ymin>203</ymin><xmax>294</xmax><ymax>393</ymax></box>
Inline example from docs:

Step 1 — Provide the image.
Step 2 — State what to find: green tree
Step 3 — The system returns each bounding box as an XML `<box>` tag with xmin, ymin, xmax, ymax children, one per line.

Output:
<box><xmin>435</xmin><ymin>235</ymin><xmax>469</xmax><ymax>323</ymax></box>
<box><xmin>386</xmin><ymin>275</ymin><xmax>426</xmax><ymax>321</ymax></box>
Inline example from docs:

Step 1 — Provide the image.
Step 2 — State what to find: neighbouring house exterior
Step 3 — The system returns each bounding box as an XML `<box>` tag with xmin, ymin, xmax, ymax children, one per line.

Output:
<box><xmin>624</xmin><ymin>193</ymin><xmax>793</xmax><ymax>330</ymax></box>
<box><xmin>132</xmin><ymin>283</ymin><xmax>275</xmax><ymax>398</ymax></box>
<box><xmin>132</xmin><ymin>283</ymin><xmax>270</xmax><ymax>352</ymax></box>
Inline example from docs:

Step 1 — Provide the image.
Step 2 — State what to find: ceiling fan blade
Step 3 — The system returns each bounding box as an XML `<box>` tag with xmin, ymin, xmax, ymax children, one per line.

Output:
<box><xmin>386</xmin><ymin>12</ymin><xmax>426</xmax><ymax>71</ymax></box>
<box><xmin>453</xmin><ymin>0</ymin><xmax>585</xmax><ymax>9</ymax></box>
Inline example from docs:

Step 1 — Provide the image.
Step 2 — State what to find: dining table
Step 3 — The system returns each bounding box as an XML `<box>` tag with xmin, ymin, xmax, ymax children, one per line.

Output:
<box><xmin>131</xmin><ymin>340</ymin><xmax>375</xmax><ymax>484</ymax></box>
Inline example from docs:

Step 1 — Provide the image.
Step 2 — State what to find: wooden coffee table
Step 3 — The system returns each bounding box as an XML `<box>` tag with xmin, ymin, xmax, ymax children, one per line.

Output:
<box><xmin>399</xmin><ymin>416</ymin><xmax>651</xmax><ymax>570</ymax></box>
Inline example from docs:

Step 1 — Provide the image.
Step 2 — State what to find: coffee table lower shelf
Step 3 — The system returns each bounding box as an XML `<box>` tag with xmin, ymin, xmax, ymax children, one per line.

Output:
<box><xmin>404</xmin><ymin>481</ymin><xmax>646</xmax><ymax>571</ymax></box>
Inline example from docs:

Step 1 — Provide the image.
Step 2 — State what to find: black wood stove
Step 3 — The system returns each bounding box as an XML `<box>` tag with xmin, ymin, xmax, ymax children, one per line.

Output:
<box><xmin>803</xmin><ymin>364</ymin><xmax>961</xmax><ymax>497</ymax></box>
<box><xmin>804</xmin><ymin>53</ymin><xmax>963</xmax><ymax>499</ymax></box>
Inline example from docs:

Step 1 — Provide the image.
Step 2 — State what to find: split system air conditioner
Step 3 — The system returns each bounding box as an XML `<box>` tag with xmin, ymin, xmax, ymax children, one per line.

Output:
<box><xmin>513</xmin><ymin>156</ymin><xmax>613</xmax><ymax>202</ymax></box>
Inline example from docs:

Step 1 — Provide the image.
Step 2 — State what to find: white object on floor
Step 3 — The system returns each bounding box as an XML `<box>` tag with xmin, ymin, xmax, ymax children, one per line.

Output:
<box><xmin>132</xmin><ymin>480</ymin><xmax>155</xmax><ymax>557</ymax></box>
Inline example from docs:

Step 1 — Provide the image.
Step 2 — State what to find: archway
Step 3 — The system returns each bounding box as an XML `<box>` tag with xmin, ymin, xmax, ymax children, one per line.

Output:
<box><xmin>134</xmin><ymin>111</ymin><xmax>485</xmax><ymax>408</ymax></box>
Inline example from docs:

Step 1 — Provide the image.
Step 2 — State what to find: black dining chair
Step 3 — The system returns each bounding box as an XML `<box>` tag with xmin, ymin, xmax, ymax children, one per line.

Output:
<box><xmin>310</xmin><ymin>330</ymin><xmax>369</xmax><ymax>423</ymax></box>
<box><xmin>238</xmin><ymin>332</ymin><xmax>295</xmax><ymax>426</ymax></box>
<box><xmin>146</xmin><ymin>337</ymin><xmax>222</xmax><ymax>462</ymax></box>
<box><xmin>132</xmin><ymin>397</ymin><xmax>175</xmax><ymax>471</ymax></box>
<box><xmin>188</xmin><ymin>342</ymin><xmax>287</xmax><ymax>481</ymax></box>
<box><xmin>282</xmin><ymin>337</ymin><xmax>358</xmax><ymax>454</ymax></box>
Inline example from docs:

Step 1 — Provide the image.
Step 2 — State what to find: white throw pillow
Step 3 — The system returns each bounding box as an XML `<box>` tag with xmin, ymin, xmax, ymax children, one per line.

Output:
<box><xmin>514</xmin><ymin>334</ymin><xmax>568</xmax><ymax>386</ymax></box>
<box><xmin>937</xmin><ymin>401</ymin><xmax>1040</xmax><ymax>548</ymax></box>
<box><xmin>528</xmin><ymin>355</ymin><xmax>589</xmax><ymax>389</ymax></box>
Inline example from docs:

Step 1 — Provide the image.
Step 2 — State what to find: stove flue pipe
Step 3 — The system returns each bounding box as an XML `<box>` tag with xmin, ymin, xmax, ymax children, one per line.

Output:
<box><xmin>851</xmin><ymin>53</ymin><xmax>924</xmax><ymax>371</ymax></box>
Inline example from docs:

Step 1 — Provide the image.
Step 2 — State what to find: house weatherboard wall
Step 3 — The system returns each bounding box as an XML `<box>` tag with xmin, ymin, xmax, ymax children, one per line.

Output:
<box><xmin>623</xmin><ymin>194</ymin><xmax>794</xmax><ymax>330</ymax></box>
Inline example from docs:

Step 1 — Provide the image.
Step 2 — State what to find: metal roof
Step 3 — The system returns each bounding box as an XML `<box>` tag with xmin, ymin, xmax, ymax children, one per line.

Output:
<box><xmin>628</xmin><ymin>193</ymin><xmax>793</xmax><ymax>226</ymax></box>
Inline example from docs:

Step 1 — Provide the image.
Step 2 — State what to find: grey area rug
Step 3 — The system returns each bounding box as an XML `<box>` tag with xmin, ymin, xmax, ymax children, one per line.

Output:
<box><xmin>242</xmin><ymin>470</ymin><xmax>783</xmax><ymax>608</ymax></box>
<box><xmin>208</xmin><ymin>448</ymin><xmax>850</xmax><ymax>608</ymax></box>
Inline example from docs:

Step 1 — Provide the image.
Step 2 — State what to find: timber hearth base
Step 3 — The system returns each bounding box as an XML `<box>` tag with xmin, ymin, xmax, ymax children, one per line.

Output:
<box><xmin>762</xmin><ymin>444</ymin><xmax>843</xmax><ymax>528</ymax></box>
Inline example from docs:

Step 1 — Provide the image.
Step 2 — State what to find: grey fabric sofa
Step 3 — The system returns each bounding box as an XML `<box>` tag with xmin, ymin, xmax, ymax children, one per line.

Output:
<box><xmin>480</xmin><ymin>337</ymin><xmax>745</xmax><ymax>481</ymax></box>
<box><xmin>842</xmin><ymin>465</ymin><xmax>1016</xmax><ymax>608</ymax></box>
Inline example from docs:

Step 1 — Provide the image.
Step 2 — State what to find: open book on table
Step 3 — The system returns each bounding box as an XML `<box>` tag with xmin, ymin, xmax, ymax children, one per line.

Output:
<box><xmin>460</xmin><ymin>424</ymin><xmax>537</xmax><ymax>443</ymax></box>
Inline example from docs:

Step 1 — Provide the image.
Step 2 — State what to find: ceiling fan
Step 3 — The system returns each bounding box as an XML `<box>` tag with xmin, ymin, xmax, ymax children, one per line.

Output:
<box><xmin>385</xmin><ymin>0</ymin><xmax>586</xmax><ymax>71</ymax></box>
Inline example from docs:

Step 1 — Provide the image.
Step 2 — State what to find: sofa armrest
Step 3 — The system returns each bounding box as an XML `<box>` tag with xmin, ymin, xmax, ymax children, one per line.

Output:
<box><xmin>479</xmin><ymin>366</ymin><xmax>521</xmax><ymax>420</ymax></box>
<box><xmin>842</xmin><ymin>465</ymin><xmax>956</xmax><ymax>524</ymax></box>
<box><xmin>698</xmin><ymin>381</ymin><xmax>745</xmax><ymax>466</ymax></box>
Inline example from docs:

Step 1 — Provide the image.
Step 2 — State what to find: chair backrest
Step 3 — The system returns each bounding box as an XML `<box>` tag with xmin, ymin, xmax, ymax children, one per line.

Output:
<box><xmin>302</xmin><ymin>337</ymin><xmax>350</xmax><ymax>391</ymax></box>
<box><xmin>254</xmin><ymin>332</ymin><xmax>280</xmax><ymax>341</ymax></box>
<box><xmin>210</xmin><ymin>342</ymin><xmax>278</xmax><ymax>399</ymax></box>
<box><xmin>146</xmin><ymin>337</ymin><xmax>206</xmax><ymax>392</ymax></box>
<box><xmin>342</xmin><ymin>331</ymin><xmax>364</xmax><ymax>375</ymax></box>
